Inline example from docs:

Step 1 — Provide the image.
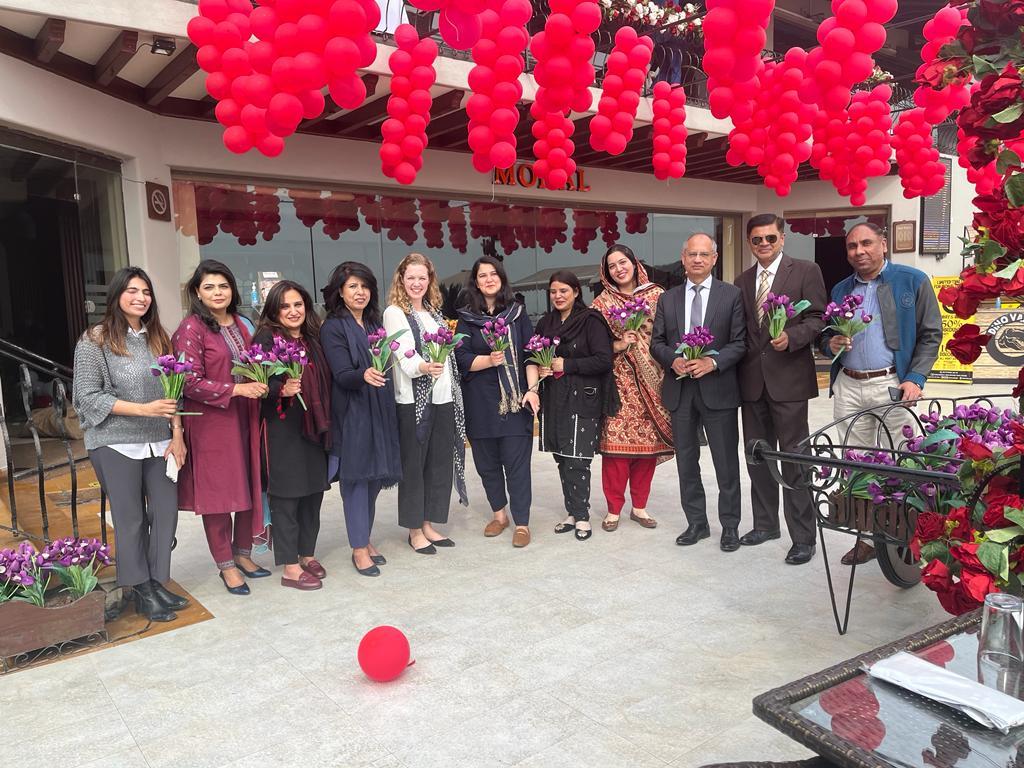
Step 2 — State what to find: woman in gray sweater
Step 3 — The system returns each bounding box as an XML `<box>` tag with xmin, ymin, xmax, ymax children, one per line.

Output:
<box><xmin>73</xmin><ymin>267</ymin><xmax>188</xmax><ymax>623</ymax></box>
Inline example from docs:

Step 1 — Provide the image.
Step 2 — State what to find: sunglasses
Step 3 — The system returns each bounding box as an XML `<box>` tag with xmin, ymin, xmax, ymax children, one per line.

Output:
<box><xmin>750</xmin><ymin>234</ymin><xmax>779</xmax><ymax>245</ymax></box>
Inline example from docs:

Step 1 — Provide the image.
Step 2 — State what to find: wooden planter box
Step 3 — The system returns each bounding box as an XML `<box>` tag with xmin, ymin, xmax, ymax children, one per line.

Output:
<box><xmin>827</xmin><ymin>493</ymin><xmax>917</xmax><ymax>544</ymax></box>
<box><xmin>0</xmin><ymin>590</ymin><xmax>106</xmax><ymax>661</ymax></box>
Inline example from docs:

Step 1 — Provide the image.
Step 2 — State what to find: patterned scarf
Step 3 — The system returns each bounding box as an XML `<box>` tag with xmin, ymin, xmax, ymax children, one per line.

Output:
<box><xmin>406</xmin><ymin>307</ymin><xmax>468</xmax><ymax>507</ymax></box>
<box><xmin>456</xmin><ymin>303</ymin><xmax>525</xmax><ymax>415</ymax></box>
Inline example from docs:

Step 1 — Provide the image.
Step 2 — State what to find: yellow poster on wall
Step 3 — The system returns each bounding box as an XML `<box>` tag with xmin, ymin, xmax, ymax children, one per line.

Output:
<box><xmin>929</xmin><ymin>276</ymin><xmax>974</xmax><ymax>383</ymax></box>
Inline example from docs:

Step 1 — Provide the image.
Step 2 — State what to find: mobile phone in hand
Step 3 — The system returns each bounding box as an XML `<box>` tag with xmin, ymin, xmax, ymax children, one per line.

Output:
<box><xmin>888</xmin><ymin>386</ymin><xmax>903</xmax><ymax>402</ymax></box>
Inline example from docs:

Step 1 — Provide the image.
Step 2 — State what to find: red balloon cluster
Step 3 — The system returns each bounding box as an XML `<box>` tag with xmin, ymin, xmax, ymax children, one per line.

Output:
<box><xmin>892</xmin><ymin>108</ymin><xmax>946</xmax><ymax>199</ymax></box>
<box><xmin>380</xmin><ymin>197</ymin><xmax>420</xmax><ymax>244</ymax></box>
<box><xmin>195</xmin><ymin>185</ymin><xmax>282</xmax><ymax>245</ymax></box>
<box><xmin>651</xmin><ymin>82</ymin><xmax>688</xmax><ymax>180</ymax></box>
<box><xmin>624</xmin><ymin>211</ymin><xmax>648</xmax><ymax>235</ymax></box>
<box><xmin>811</xmin><ymin>84</ymin><xmax>892</xmax><ymax>206</ymax></box>
<box><xmin>571</xmin><ymin>209</ymin><xmax>600</xmax><ymax>253</ymax></box>
<box><xmin>528</xmin><ymin>0</ymin><xmax>599</xmax><ymax>189</ymax></box>
<box><xmin>291</xmin><ymin>190</ymin><xmax>362</xmax><ymax>238</ymax></box>
<box><xmin>409</xmin><ymin>0</ymin><xmax>486</xmax><ymax>50</ymax></box>
<box><xmin>188</xmin><ymin>0</ymin><xmax>380</xmax><ymax>157</ymax></box>
<box><xmin>914</xmin><ymin>7</ymin><xmax>970</xmax><ymax>124</ymax></box>
<box><xmin>380</xmin><ymin>25</ymin><xmax>438</xmax><ymax>185</ymax></box>
<box><xmin>448</xmin><ymin>205</ymin><xmax>468</xmax><ymax>253</ymax></box>
<box><xmin>466</xmin><ymin>0</ymin><xmax>531</xmax><ymax>172</ymax></box>
<box><xmin>537</xmin><ymin>207</ymin><xmax>569</xmax><ymax>253</ymax></box>
<box><xmin>419</xmin><ymin>199</ymin><xmax>450</xmax><ymax>249</ymax></box>
<box><xmin>701</xmin><ymin>0</ymin><xmax>773</xmax><ymax>122</ymax></box>
<box><xmin>802</xmin><ymin>0</ymin><xmax>896</xmax><ymax>114</ymax></box>
<box><xmin>601</xmin><ymin>212</ymin><xmax>620</xmax><ymax>247</ymax></box>
<box><xmin>727</xmin><ymin>51</ymin><xmax>814</xmax><ymax>196</ymax></box>
<box><xmin>589</xmin><ymin>27</ymin><xmax>652</xmax><ymax>156</ymax></box>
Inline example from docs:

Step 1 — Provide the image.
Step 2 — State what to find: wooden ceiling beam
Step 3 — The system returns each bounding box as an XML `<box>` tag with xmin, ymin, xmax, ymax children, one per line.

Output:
<box><xmin>144</xmin><ymin>44</ymin><xmax>198</xmax><ymax>106</ymax></box>
<box><xmin>33</xmin><ymin>18</ymin><xmax>64</xmax><ymax>64</ymax></box>
<box><xmin>428</xmin><ymin>89</ymin><xmax>465</xmax><ymax>121</ymax></box>
<box><xmin>331</xmin><ymin>95</ymin><xmax>391</xmax><ymax>136</ymax></box>
<box><xmin>94</xmin><ymin>30</ymin><xmax>138</xmax><ymax>86</ymax></box>
<box><xmin>299</xmin><ymin>74</ymin><xmax>378</xmax><ymax>131</ymax></box>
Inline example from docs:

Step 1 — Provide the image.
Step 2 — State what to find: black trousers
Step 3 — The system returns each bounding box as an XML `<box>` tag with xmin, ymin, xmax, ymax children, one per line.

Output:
<box><xmin>671</xmin><ymin>383</ymin><xmax>741</xmax><ymax>530</ymax></box>
<box><xmin>741</xmin><ymin>394</ymin><xmax>816</xmax><ymax>545</ymax></box>
<box><xmin>89</xmin><ymin>447</ymin><xmax>178</xmax><ymax>588</ymax></box>
<box><xmin>470</xmin><ymin>434</ymin><xmax>532</xmax><ymax>526</ymax></box>
<box><xmin>397</xmin><ymin>402</ymin><xmax>455</xmax><ymax>528</ymax></box>
<box><xmin>554</xmin><ymin>454</ymin><xmax>592</xmax><ymax>522</ymax></box>
<box><xmin>269</xmin><ymin>492</ymin><xmax>323</xmax><ymax>565</ymax></box>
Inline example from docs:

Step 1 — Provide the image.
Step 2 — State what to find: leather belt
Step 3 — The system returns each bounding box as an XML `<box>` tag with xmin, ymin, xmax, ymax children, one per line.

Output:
<box><xmin>842</xmin><ymin>366</ymin><xmax>896</xmax><ymax>381</ymax></box>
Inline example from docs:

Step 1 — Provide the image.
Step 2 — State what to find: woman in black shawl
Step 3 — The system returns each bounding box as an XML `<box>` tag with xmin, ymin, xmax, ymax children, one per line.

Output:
<box><xmin>321</xmin><ymin>262</ymin><xmax>402</xmax><ymax>577</ymax></box>
<box><xmin>528</xmin><ymin>270</ymin><xmax>614</xmax><ymax>541</ymax></box>
<box><xmin>455</xmin><ymin>256</ymin><xmax>540</xmax><ymax>548</ymax></box>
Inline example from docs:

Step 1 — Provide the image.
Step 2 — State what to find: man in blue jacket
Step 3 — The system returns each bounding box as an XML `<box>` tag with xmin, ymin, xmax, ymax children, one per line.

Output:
<box><xmin>822</xmin><ymin>222</ymin><xmax>941</xmax><ymax>564</ymax></box>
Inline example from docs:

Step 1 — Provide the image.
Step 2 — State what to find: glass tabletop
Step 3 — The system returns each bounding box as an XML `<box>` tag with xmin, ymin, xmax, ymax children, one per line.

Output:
<box><xmin>793</xmin><ymin>627</ymin><xmax>1024</xmax><ymax>767</ymax></box>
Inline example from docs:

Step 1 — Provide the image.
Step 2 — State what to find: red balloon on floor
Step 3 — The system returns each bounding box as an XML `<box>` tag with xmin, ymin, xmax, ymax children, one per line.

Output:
<box><xmin>358</xmin><ymin>626</ymin><xmax>412</xmax><ymax>682</ymax></box>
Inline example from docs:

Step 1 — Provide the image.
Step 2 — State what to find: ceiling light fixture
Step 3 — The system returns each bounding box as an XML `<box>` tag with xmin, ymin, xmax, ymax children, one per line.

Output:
<box><xmin>150</xmin><ymin>37</ymin><xmax>176</xmax><ymax>56</ymax></box>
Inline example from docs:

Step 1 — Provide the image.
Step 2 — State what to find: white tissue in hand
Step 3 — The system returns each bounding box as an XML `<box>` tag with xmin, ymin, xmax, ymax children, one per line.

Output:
<box><xmin>165</xmin><ymin>454</ymin><xmax>179</xmax><ymax>483</ymax></box>
<box><xmin>866</xmin><ymin>651</ymin><xmax>1024</xmax><ymax>733</ymax></box>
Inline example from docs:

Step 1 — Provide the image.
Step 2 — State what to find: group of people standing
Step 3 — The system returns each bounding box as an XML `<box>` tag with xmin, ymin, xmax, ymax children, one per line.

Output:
<box><xmin>71</xmin><ymin>211</ymin><xmax>942</xmax><ymax>622</ymax></box>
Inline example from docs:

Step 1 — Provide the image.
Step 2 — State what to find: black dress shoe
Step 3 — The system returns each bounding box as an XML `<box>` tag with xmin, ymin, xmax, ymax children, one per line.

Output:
<box><xmin>352</xmin><ymin>554</ymin><xmax>381</xmax><ymax>577</ymax></box>
<box><xmin>371</xmin><ymin>554</ymin><xmax>387</xmax><ymax>566</ymax></box>
<box><xmin>739</xmin><ymin>529</ymin><xmax>782</xmax><ymax>547</ymax></box>
<box><xmin>720</xmin><ymin>527</ymin><xmax>740</xmax><ymax>552</ymax></box>
<box><xmin>235</xmin><ymin>562</ymin><xmax>272</xmax><ymax>578</ymax></box>
<box><xmin>785</xmin><ymin>544</ymin><xmax>816</xmax><ymax>565</ymax></box>
<box><xmin>219</xmin><ymin>571</ymin><xmax>251</xmax><ymax>596</ymax></box>
<box><xmin>149</xmin><ymin>579</ymin><xmax>189</xmax><ymax>611</ymax></box>
<box><xmin>676</xmin><ymin>523</ymin><xmax>711</xmax><ymax>546</ymax></box>
<box><xmin>133</xmin><ymin>582</ymin><xmax>177</xmax><ymax>622</ymax></box>
<box><xmin>408</xmin><ymin>535</ymin><xmax>437</xmax><ymax>555</ymax></box>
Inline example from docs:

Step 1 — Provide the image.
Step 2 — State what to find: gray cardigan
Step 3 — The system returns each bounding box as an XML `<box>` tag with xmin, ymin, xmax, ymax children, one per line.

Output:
<box><xmin>72</xmin><ymin>330</ymin><xmax>172</xmax><ymax>451</ymax></box>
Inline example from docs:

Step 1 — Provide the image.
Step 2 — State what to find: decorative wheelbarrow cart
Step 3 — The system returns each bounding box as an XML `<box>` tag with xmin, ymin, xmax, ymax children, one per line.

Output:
<box><xmin>746</xmin><ymin>394</ymin><xmax>1021</xmax><ymax>635</ymax></box>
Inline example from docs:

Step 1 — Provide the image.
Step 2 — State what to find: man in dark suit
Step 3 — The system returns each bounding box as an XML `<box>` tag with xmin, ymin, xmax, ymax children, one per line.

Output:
<box><xmin>651</xmin><ymin>233</ymin><xmax>746</xmax><ymax>551</ymax></box>
<box><xmin>735</xmin><ymin>214</ymin><xmax>827</xmax><ymax>566</ymax></box>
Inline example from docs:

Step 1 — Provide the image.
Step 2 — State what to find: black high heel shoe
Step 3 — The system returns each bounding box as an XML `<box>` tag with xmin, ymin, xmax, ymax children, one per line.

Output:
<box><xmin>235</xmin><ymin>561</ymin><xmax>272</xmax><ymax>578</ymax></box>
<box><xmin>133</xmin><ymin>582</ymin><xmax>177</xmax><ymax>622</ymax></box>
<box><xmin>352</xmin><ymin>554</ymin><xmax>381</xmax><ymax>577</ymax></box>
<box><xmin>149</xmin><ymin>580</ymin><xmax>189</xmax><ymax>611</ymax></box>
<box><xmin>219</xmin><ymin>570</ymin><xmax>251</xmax><ymax>595</ymax></box>
<box><xmin>408</xmin><ymin>535</ymin><xmax>437</xmax><ymax>555</ymax></box>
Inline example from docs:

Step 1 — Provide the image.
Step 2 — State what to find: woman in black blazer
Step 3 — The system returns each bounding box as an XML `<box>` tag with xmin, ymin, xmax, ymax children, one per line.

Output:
<box><xmin>528</xmin><ymin>270</ymin><xmax>614</xmax><ymax>541</ymax></box>
<box><xmin>320</xmin><ymin>262</ymin><xmax>402</xmax><ymax>577</ymax></box>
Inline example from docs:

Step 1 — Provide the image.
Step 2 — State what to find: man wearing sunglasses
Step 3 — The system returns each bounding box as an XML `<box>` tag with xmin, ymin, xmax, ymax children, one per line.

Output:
<box><xmin>822</xmin><ymin>221</ymin><xmax>941</xmax><ymax>565</ymax></box>
<box><xmin>735</xmin><ymin>214</ymin><xmax>827</xmax><ymax>566</ymax></box>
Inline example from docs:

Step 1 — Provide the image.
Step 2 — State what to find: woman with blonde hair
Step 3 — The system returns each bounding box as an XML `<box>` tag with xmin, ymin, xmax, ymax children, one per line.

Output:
<box><xmin>382</xmin><ymin>253</ymin><xmax>468</xmax><ymax>554</ymax></box>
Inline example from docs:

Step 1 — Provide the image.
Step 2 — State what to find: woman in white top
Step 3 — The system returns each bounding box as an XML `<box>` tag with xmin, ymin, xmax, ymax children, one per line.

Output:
<box><xmin>382</xmin><ymin>253</ymin><xmax>468</xmax><ymax>554</ymax></box>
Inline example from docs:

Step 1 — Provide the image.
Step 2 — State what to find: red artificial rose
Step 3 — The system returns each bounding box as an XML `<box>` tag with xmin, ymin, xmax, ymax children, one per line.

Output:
<box><xmin>959</xmin><ymin>437</ymin><xmax>994</xmax><ymax>462</ymax></box>
<box><xmin>975</xmin><ymin>188</ymin><xmax>1024</xmax><ymax>254</ymax></box>
<box><xmin>982</xmin><ymin>500</ymin><xmax>1015</xmax><ymax>528</ymax></box>
<box><xmin>947</xmin><ymin>506</ymin><xmax>974</xmax><ymax>541</ymax></box>
<box><xmin>946</xmin><ymin>323</ymin><xmax>994</xmax><ymax>364</ymax></box>
<box><xmin>977</xmin><ymin>65</ymin><xmax>1024</xmax><ymax>114</ymax></box>
<box><xmin>922</xmin><ymin>558</ymin><xmax>954</xmax><ymax>593</ymax></box>
<box><xmin>916</xmin><ymin>59</ymin><xmax>967</xmax><ymax>89</ymax></box>
<box><xmin>915</xmin><ymin>510</ymin><xmax>946</xmax><ymax>542</ymax></box>
<box><xmin>951</xmin><ymin>541</ymin><xmax>985</xmax><ymax>572</ymax></box>
<box><xmin>978</xmin><ymin>0</ymin><xmax>1024</xmax><ymax>32</ymax></box>
<box><xmin>937</xmin><ymin>578</ymin><xmax>985</xmax><ymax>615</ymax></box>
<box><xmin>960</xmin><ymin>565</ymin><xmax>998</xmax><ymax>602</ymax></box>
<box><xmin>1014</xmin><ymin>367</ymin><xmax>1024</xmax><ymax>399</ymax></box>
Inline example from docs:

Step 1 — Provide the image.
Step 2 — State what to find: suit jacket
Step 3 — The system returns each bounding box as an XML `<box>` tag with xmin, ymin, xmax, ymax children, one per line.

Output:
<box><xmin>651</xmin><ymin>277</ymin><xmax>746</xmax><ymax>412</ymax></box>
<box><xmin>735</xmin><ymin>255</ymin><xmax>827</xmax><ymax>403</ymax></box>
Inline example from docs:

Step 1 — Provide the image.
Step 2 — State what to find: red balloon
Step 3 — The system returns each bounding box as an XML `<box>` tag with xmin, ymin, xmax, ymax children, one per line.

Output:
<box><xmin>257</xmin><ymin>134</ymin><xmax>285</xmax><ymax>157</ymax></box>
<box><xmin>206</xmin><ymin>71</ymin><xmax>231</xmax><ymax>100</ymax></box>
<box><xmin>329</xmin><ymin>74</ymin><xmax>367</xmax><ymax>109</ymax></box>
<box><xmin>325</xmin><ymin>37</ymin><xmax>360</xmax><ymax>76</ymax></box>
<box><xmin>197</xmin><ymin>45</ymin><xmax>223</xmax><ymax>74</ymax></box>
<box><xmin>408</xmin><ymin>88</ymin><xmax>432</xmax><ymax>114</ymax></box>
<box><xmin>297</xmin><ymin>14</ymin><xmax>329</xmax><ymax>51</ymax></box>
<box><xmin>200</xmin><ymin>0</ymin><xmax>231</xmax><ymax>23</ymax></box>
<box><xmin>298</xmin><ymin>89</ymin><xmax>326</xmax><ymax>119</ymax></box>
<box><xmin>358</xmin><ymin>626</ymin><xmax>411</xmax><ymax>681</ymax></box>
<box><xmin>247</xmin><ymin>40</ymin><xmax>277</xmax><ymax>75</ymax></box>
<box><xmin>571</xmin><ymin>2</ymin><xmax>601</xmax><ymax>35</ymax></box>
<box><xmin>240</xmin><ymin>104</ymin><xmax>269</xmax><ymax>135</ymax></box>
<box><xmin>381</xmin><ymin>117</ymin><xmax>405</xmax><ymax>142</ymax></box>
<box><xmin>215</xmin><ymin>98</ymin><xmax>242</xmax><ymax>127</ymax></box>
<box><xmin>188</xmin><ymin>17</ymin><xmax>217</xmax><ymax>47</ymax></box>
<box><xmin>245</xmin><ymin>74</ymin><xmax>275</xmax><ymax>108</ymax></box>
<box><xmin>380</xmin><ymin>141</ymin><xmax>403</xmax><ymax>166</ymax></box>
<box><xmin>490</xmin><ymin>141</ymin><xmax>516</xmax><ymax>168</ymax></box>
<box><xmin>501</xmin><ymin>0</ymin><xmax>532</xmax><ymax>27</ymax></box>
<box><xmin>267</xmin><ymin>92</ymin><xmax>304</xmax><ymax>136</ymax></box>
<box><xmin>249</xmin><ymin>6</ymin><xmax>279</xmax><ymax>40</ymax></box>
<box><xmin>410</xmin><ymin>65</ymin><xmax>436</xmax><ymax>90</ymax></box>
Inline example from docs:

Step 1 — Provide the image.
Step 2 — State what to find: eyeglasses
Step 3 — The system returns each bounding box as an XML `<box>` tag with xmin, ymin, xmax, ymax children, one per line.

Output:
<box><xmin>750</xmin><ymin>234</ymin><xmax>779</xmax><ymax>245</ymax></box>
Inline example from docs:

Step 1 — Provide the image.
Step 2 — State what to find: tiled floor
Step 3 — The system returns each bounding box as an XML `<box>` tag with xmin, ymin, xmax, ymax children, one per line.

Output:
<box><xmin>6</xmin><ymin>383</ymin><xmax>986</xmax><ymax>767</ymax></box>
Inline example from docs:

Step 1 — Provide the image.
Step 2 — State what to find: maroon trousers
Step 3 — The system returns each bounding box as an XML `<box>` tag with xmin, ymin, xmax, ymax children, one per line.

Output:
<box><xmin>202</xmin><ymin>510</ymin><xmax>255</xmax><ymax>570</ymax></box>
<box><xmin>601</xmin><ymin>456</ymin><xmax>658</xmax><ymax>516</ymax></box>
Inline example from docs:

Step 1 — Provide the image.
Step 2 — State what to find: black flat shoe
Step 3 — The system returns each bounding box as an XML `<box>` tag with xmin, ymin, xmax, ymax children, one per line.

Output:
<box><xmin>235</xmin><ymin>562</ymin><xmax>272</xmax><ymax>578</ymax></box>
<box><xmin>720</xmin><ymin>527</ymin><xmax>740</xmax><ymax>552</ymax></box>
<box><xmin>427</xmin><ymin>537</ymin><xmax>455</xmax><ymax>547</ymax></box>
<box><xmin>371</xmin><ymin>554</ymin><xmax>387</xmax><ymax>565</ymax></box>
<box><xmin>785</xmin><ymin>544</ymin><xmax>816</xmax><ymax>565</ymax></box>
<box><xmin>352</xmin><ymin>554</ymin><xmax>381</xmax><ymax>577</ymax></box>
<box><xmin>574</xmin><ymin>524</ymin><xmax>592</xmax><ymax>541</ymax></box>
<box><xmin>408</xmin><ymin>535</ymin><xmax>437</xmax><ymax>555</ymax></box>
<box><xmin>149</xmin><ymin>579</ymin><xmax>189</xmax><ymax>611</ymax></box>
<box><xmin>133</xmin><ymin>582</ymin><xmax>177</xmax><ymax>622</ymax></box>
<box><xmin>219</xmin><ymin>571</ymin><xmax>251</xmax><ymax>595</ymax></box>
<box><xmin>554</xmin><ymin>522</ymin><xmax>575</xmax><ymax>534</ymax></box>
<box><xmin>739</xmin><ymin>529</ymin><xmax>781</xmax><ymax>547</ymax></box>
<box><xmin>676</xmin><ymin>524</ymin><xmax>711</xmax><ymax>546</ymax></box>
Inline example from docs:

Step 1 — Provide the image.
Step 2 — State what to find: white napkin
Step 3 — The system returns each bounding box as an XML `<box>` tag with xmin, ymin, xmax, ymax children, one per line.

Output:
<box><xmin>165</xmin><ymin>454</ymin><xmax>179</xmax><ymax>483</ymax></box>
<box><xmin>866</xmin><ymin>651</ymin><xmax>1024</xmax><ymax>733</ymax></box>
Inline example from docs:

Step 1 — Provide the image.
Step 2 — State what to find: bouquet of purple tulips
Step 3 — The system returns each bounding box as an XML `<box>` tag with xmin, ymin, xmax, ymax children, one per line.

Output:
<box><xmin>525</xmin><ymin>334</ymin><xmax>560</xmax><ymax>370</ymax></box>
<box><xmin>231</xmin><ymin>343</ymin><xmax>276</xmax><ymax>390</ymax></box>
<box><xmin>603</xmin><ymin>297</ymin><xmax>651</xmax><ymax>336</ymax></box>
<box><xmin>270</xmin><ymin>336</ymin><xmax>309</xmax><ymax>411</ymax></box>
<box><xmin>150</xmin><ymin>352</ymin><xmax>200</xmax><ymax>415</ymax></box>
<box><xmin>673</xmin><ymin>326</ymin><xmax>717</xmax><ymax>379</ymax></box>
<box><xmin>0</xmin><ymin>537</ymin><xmax>111</xmax><ymax>606</ymax></box>
<box><xmin>422</xmin><ymin>326</ymin><xmax>467</xmax><ymax>365</ymax></box>
<box><xmin>761</xmin><ymin>293</ymin><xmax>811</xmax><ymax>340</ymax></box>
<box><xmin>482</xmin><ymin>317</ymin><xmax>511</xmax><ymax>352</ymax></box>
<box><xmin>824</xmin><ymin>294</ymin><xmax>874</xmax><ymax>360</ymax></box>
<box><xmin>367</xmin><ymin>327</ymin><xmax>407</xmax><ymax>374</ymax></box>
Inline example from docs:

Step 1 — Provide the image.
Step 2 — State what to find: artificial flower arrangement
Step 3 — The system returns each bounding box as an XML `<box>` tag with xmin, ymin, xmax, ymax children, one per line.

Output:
<box><xmin>150</xmin><ymin>353</ymin><xmax>200</xmax><ymax>416</ymax></box>
<box><xmin>600</xmin><ymin>0</ymin><xmax>703</xmax><ymax>37</ymax></box>
<box><xmin>603</xmin><ymin>297</ymin><xmax>651</xmax><ymax>337</ymax></box>
<box><xmin>525</xmin><ymin>334</ymin><xmax>560</xmax><ymax>369</ymax></box>
<box><xmin>673</xmin><ymin>325</ymin><xmax>716</xmax><ymax>378</ymax></box>
<box><xmin>0</xmin><ymin>537</ymin><xmax>111</xmax><ymax>606</ymax></box>
<box><xmin>761</xmin><ymin>293</ymin><xmax>811</xmax><ymax>340</ymax></box>
<box><xmin>367</xmin><ymin>327</ymin><xmax>407</xmax><ymax>374</ymax></box>
<box><xmin>481</xmin><ymin>317</ymin><xmax>511</xmax><ymax>352</ymax></box>
<box><xmin>232</xmin><ymin>337</ymin><xmax>310</xmax><ymax>410</ymax></box>
<box><xmin>823</xmin><ymin>294</ymin><xmax>873</xmax><ymax>360</ymax></box>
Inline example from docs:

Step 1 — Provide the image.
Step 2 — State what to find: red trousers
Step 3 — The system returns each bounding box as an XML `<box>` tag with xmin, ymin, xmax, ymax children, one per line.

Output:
<box><xmin>202</xmin><ymin>510</ymin><xmax>254</xmax><ymax>570</ymax></box>
<box><xmin>601</xmin><ymin>456</ymin><xmax>657</xmax><ymax>516</ymax></box>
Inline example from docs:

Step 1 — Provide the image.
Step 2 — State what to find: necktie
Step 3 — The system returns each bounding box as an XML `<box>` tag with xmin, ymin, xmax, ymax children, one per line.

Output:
<box><xmin>689</xmin><ymin>285</ymin><xmax>703</xmax><ymax>331</ymax></box>
<box><xmin>755</xmin><ymin>270</ymin><xmax>772</xmax><ymax>325</ymax></box>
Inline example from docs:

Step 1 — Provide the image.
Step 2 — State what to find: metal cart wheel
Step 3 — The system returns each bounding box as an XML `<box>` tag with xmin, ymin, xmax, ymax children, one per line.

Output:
<box><xmin>876</xmin><ymin>541</ymin><xmax>921</xmax><ymax>588</ymax></box>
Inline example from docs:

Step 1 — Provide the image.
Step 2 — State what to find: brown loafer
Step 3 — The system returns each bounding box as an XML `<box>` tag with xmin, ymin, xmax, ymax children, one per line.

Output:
<box><xmin>512</xmin><ymin>527</ymin><xmax>531</xmax><ymax>548</ymax></box>
<box><xmin>630</xmin><ymin>511</ymin><xmax>658</xmax><ymax>529</ymax></box>
<box><xmin>301</xmin><ymin>559</ymin><xmax>327</xmax><ymax>579</ymax></box>
<box><xmin>281</xmin><ymin>571</ymin><xmax>322</xmax><ymax>590</ymax></box>
<box><xmin>484</xmin><ymin>518</ymin><xmax>509</xmax><ymax>537</ymax></box>
<box><xmin>601</xmin><ymin>516</ymin><xmax>620</xmax><ymax>532</ymax></box>
<box><xmin>841</xmin><ymin>540</ymin><xmax>876</xmax><ymax>566</ymax></box>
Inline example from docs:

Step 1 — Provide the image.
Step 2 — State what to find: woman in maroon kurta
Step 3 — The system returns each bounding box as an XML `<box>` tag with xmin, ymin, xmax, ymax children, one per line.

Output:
<box><xmin>173</xmin><ymin>260</ymin><xmax>269</xmax><ymax>595</ymax></box>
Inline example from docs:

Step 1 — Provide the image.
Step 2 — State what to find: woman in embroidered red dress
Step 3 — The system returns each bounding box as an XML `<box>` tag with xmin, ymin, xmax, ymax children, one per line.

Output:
<box><xmin>173</xmin><ymin>259</ymin><xmax>269</xmax><ymax>596</ymax></box>
<box><xmin>590</xmin><ymin>245</ymin><xmax>674</xmax><ymax>532</ymax></box>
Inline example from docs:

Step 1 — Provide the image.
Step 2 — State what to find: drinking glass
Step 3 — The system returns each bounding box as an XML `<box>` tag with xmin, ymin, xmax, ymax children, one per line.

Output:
<box><xmin>978</xmin><ymin>593</ymin><xmax>1024</xmax><ymax>696</ymax></box>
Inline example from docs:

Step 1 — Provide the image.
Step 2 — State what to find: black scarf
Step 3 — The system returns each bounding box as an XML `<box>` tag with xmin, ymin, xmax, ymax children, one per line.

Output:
<box><xmin>456</xmin><ymin>303</ymin><xmax>526</xmax><ymax>415</ymax></box>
